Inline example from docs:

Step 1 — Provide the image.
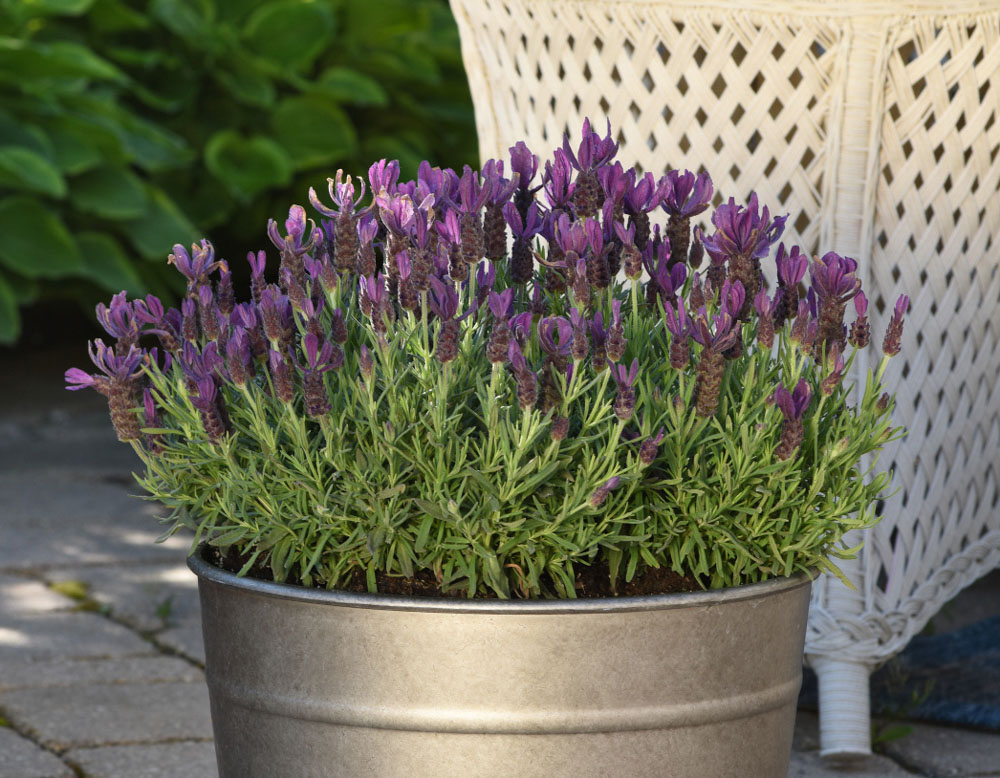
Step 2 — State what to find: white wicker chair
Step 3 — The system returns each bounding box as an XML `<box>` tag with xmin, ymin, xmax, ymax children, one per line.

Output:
<box><xmin>450</xmin><ymin>0</ymin><xmax>1000</xmax><ymax>757</ymax></box>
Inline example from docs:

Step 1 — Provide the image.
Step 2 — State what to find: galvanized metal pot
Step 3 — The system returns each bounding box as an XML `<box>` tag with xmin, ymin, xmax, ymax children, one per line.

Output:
<box><xmin>189</xmin><ymin>548</ymin><xmax>811</xmax><ymax>778</ymax></box>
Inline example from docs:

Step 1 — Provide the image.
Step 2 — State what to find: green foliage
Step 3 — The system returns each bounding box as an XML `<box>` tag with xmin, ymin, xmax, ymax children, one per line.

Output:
<box><xmin>0</xmin><ymin>0</ymin><xmax>476</xmax><ymax>342</ymax></box>
<box><xmin>132</xmin><ymin>269</ymin><xmax>901</xmax><ymax>598</ymax></box>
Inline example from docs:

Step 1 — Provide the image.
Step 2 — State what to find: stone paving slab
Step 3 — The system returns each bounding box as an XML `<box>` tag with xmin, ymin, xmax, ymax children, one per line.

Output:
<box><xmin>63</xmin><ymin>741</ymin><xmax>218</xmax><ymax>778</ymax></box>
<box><xmin>0</xmin><ymin>728</ymin><xmax>74</xmax><ymax>778</ymax></box>
<box><xmin>882</xmin><ymin>722</ymin><xmax>1000</xmax><ymax>777</ymax></box>
<box><xmin>157</xmin><ymin>622</ymin><xmax>205</xmax><ymax>665</ymax></box>
<box><xmin>0</xmin><ymin>577</ymin><xmax>75</xmax><ymax>616</ymax></box>
<box><xmin>43</xmin><ymin>562</ymin><xmax>201</xmax><ymax>635</ymax></box>
<box><xmin>0</xmin><ymin>469</ymin><xmax>188</xmax><ymax>572</ymax></box>
<box><xmin>0</xmin><ymin>656</ymin><xmax>202</xmax><ymax>692</ymax></box>
<box><xmin>790</xmin><ymin>711</ymin><xmax>918</xmax><ymax>776</ymax></box>
<box><xmin>0</xmin><ymin>681</ymin><xmax>213</xmax><ymax>752</ymax></box>
<box><xmin>0</xmin><ymin>611</ymin><xmax>154</xmax><ymax>661</ymax></box>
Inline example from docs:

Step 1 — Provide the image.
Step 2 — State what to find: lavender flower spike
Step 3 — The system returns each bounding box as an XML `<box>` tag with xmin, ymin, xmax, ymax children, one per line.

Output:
<box><xmin>612</xmin><ymin>358</ymin><xmax>639</xmax><ymax>421</ymax></box>
<box><xmin>882</xmin><ymin>294</ymin><xmax>909</xmax><ymax>356</ymax></box>
<box><xmin>774</xmin><ymin>378</ymin><xmax>812</xmax><ymax>460</ymax></box>
<box><xmin>589</xmin><ymin>476</ymin><xmax>621</xmax><ymax>508</ymax></box>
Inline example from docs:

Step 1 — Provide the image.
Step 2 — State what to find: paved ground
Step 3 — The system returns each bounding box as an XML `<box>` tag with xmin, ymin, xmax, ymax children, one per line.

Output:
<box><xmin>1</xmin><ymin>343</ymin><xmax>997</xmax><ymax>777</ymax></box>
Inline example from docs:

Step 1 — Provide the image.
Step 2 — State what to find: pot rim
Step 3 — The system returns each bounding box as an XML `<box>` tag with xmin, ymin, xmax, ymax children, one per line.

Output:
<box><xmin>188</xmin><ymin>545</ymin><xmax>813</xmax><ymax>614</ymax></box>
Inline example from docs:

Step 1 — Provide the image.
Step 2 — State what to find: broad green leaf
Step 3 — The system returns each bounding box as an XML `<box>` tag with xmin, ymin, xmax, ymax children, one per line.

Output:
<box><xmin>46</xmin><ymin>124</ymin><xmax>104</xmax><ymax>174</ymax></box>
<box><xmin>204</xmin><ymin>130</ymin><xmax>292</xmax><ymax>200</ymax></box>
<box><xmin>87</xmin><ymin>0</ymin><xmax>153</xmax><ymax>32</ymax></box>
<box><xmin>14</xmin><ymin>0</ymin><xmax>95</xmax><ymax>15</ymax></box>
<box><xmin>215</xmin><ymin>67</ymin><xmax>275</xmax><ymax>108</ymax></box>
<box><xmin>0</xmin><ymin>146</ymin><xmax>66</xmax><ymax>197</ymax></box>
<box><xmin>0</xmin><ymin>272</ymin><xmax>19</xmax><ymax>343</ymax></box>
<box><xmin>0</xmin><ymin>113</ymin><xmax>53</xmax><ymax>158</ymax></box>
<box><xmin>243</xmin><ymin>0</ymin><xmax>335</xmax><ymax>72</ymax></box>
<box><xmin>0</xmin><ymin>39</ymin><xmax>127</xmax><ymax>83</ymax></box>
<box><xmin>78</xmin><ymin>232</ymin><xmax>145</xmax><ymax>294</ymax></box>
<box><xmin>71</xmin><ymin>165</ymin><xmax>149</xmax><ymax>219</ymax></box>
<box><xmin>271</xmin><ymin>96</ymin><xmax>356</xmax><ymax>170</ymax></box>
<box><xmin>0</xmin><ymin>196</ymin><xmax>83</xmax><ymax>278</ymax></box>
<box><xmin>125</xmin><ymin>186</ymin><xmax>199</xmax><ymax>259</ymax></box>
<box><xmin>313</xmin><ymin>67</ymin><xmax>388</xmax><ymax>107</ymax></box>
<box><xmin>5</xmin><ymin>274</ymin><xmax>40</xmax><ymax>304</ymax></box>
<box><xmin>150</xmin><ymin>0</ymin><xmax>217</xmax><ymax>47</ymax></box>
<box><xmin>65</xmin><ymin>96</ymin><xmax>192</xmax><ymax>171</ymax></box>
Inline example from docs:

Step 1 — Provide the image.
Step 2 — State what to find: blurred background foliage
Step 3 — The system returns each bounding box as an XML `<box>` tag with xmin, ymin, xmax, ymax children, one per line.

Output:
<box><xmin>0</xmin><ymin>0</ymin><xmax>477</xmax><ymax>343</ymax></box>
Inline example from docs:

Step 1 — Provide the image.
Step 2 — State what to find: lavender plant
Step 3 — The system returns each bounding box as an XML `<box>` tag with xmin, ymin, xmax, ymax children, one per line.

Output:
<box><xmin>66</xmin><ymin>120</ymin><xmax>908</xmax><ymax>598</ymax></box>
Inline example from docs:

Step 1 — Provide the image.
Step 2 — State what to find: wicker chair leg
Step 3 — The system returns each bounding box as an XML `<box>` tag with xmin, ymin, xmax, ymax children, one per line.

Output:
<box><xmin>811</xmin><ymin>656</ymin><xmax>874</xmax><ymax>759</ymax></box>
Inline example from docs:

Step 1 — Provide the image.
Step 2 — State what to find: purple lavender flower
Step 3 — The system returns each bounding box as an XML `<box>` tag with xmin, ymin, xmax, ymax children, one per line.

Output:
<box><xmin>190</xmin><ymin>376</ymin><xmax>229</xmax><ymax>441</ymax></box>
<box><xmin>660</xmin><ymin>170</ymin><xmax>714</xmax><ymax>219</ymax></box>
<box><xmin>615</xmin><ymin>221</ymin><xmax>643</xmax><ymax>280</ymax></box>
<box><xmin>754</xmin><ymin>288</ymin><xmax>782</xmax><ymax>349</ymax></box>
<box><xmin>132</xmin><ymin>295</ymin><xmax>179</xmax><ymax>353</ymax></box>
<box><xmin>503</xmin><ymin>201</ymin><xmax>543</xmax><ymax>284</ymax></box>
<box><xmin>821</xmin><ymin>343</ymin><xmax>846</xmax><ymax>396</ymax></box>
<box><xmin>368</xmin><ymin>159</ymin><xmax>400</xmax><ymax>197</ymax></box>
<box><xmin>509</xmin><ymin>141</ymin><xmax>541</xmax><ymax>220</ymax></box>
<box><xmin>169</xmin><ymin>241</ymin><xmax>220</xmax><ymax>293</ymax></box>
<box><xmin>590</xmin><ymin>311</ymin><xmax>609</xmax><ymax>372</ymax></box>
<box><xmin>774</xmin><ymin>378</ymin><xmax>812</xmax><ymax>460</ymax></box>
<box><xmin>624</xmin><ymin>171</ymin><xmax>665</xmax><ymax>250</ymax></box>
<box><xmin>569</xmin><ymin>308</ymin><xmax>589</xmax><ymax>361</ymax></box>
<box><xmin>849</xmin><ymin>291</ymin><xmax>870</xmax><ymax>348</ymax></box>
<box><xmin>226</xmin><ymin>327</ymin><xmax>252</xmax><ymax>387</ymax></box>
<box><xmin>95</xmin><ymin>292</ymin><xmax>140</xmax><ymax>351</ymax></box>
<box><xmin>486</xmin><ymin>290</ymin><xmax>514</xmax><ymax>363</ymax></box>
<box><xmin>538</xmin><ymin>316</ymin><xmax>573</xmax><ymax>369</ymax></box>
<box><xmin>482</xmin><ymin>159</ymin><xmax>519</xmax><ymax>262</ymax></box>
<box><xmin>773</xmin><ymin>243</ymin><xmax>808</xmax><ymax>327</ymax></box>
<box><xmin>660</xmin><ymin>170</ymin><xmax>713</xmax><ymax>273</ymax></box>
<box><xmin>197</xmin><ymin>284</ymin><xmax>221</xmax><ymax>342</ymax></box>
<box><xmin>701</xmin><ymin>194</ymin><xmax>786</xmax><ymax>316</ymax></box>
<box><xmin>456</xmin><ymin>165</ymin><xmax>490</xmax><ymax>266</ymax></box>
<box><xmin>561</xmin><ymin>118</ymin><xmax>619</xmax><ymax>218</ymax></box>
<box><xmin>300</xmin><ymin>332</ymin><xmax>338</xmax><ymax>417</ymax></box>
<box><xmin>882</xmin><ymin>294</ymin><xmax>908</xmax><ymax>356</ymax></box>
<box><xmin>66</xmin><ymin>340</ymin><xmax>143</xmax><ymax>441</ymax></box>
<box><xmin>664</xmin><ymin>300</ymin><xmax>690</xmax><ymax>369</ymax></box>
<box><xmin>268</xmin><ymin>348</ymin><xmax>295</xmax><ymax>404</ymax></box>
<box><xmin>810</xmin><ymin>251</ymin><xmax>861</xmax><ymax>351</ymax></box>
<box><xmin>612</xmin><ymin>358</ymin><xmax>639</xmax><ymax>421</ymax></box>
<box><xmin>589</xmin><ymin>476</ymin><xmax>621</xmax><ymax>508</ymax></box>
<box><xmin>430</xmin><ymin>277</ymin><xmax>462</xmax><ymax>363</ymax></box>
<box><xmin>584</xmin><ymin>218</ymin><xmax>610</xmax><ymax>290</ymax></box>
<box><xmin>142</xmin><ymin>388</ymin><xmax>164</xmax><ymax>455</ymax></box>
<box><xmin>606</xmin><ymin>300</ymin><xmax>626</xmax><ymax>363</ymax></box>
<box><xmin>691</xmin><ymin>306</ymin><xmax>740</xmax><ymax>417</ymax></box>
<box><xmin>639</xmin><ymin>428</ymin><xmax>666</xmax><ymax>466</ymax></box>
<box><xmin>508</xmin><ymin>340</ymin><xmax>537</xmax><ymax>410</ymax></box>
<box><xmin>542</xmin><ymin>150</ymin><xmax>575</xmax><ymax>212</ymax></box>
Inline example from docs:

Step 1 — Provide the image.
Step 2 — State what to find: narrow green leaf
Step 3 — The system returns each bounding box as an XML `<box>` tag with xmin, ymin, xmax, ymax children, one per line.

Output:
<box><xmin>0</xmin><ymin>146</ymin><xmax>66</xmax><ymax>197</ymax></box>
<box><xmin>0</xmin><ymin>196</ymin><xmax>83</xmax><ymax>278</ymax></box>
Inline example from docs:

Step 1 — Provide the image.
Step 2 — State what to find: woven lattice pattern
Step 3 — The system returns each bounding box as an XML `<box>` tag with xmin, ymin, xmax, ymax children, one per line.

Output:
<box><xmin>813</xmin><ymin>13</ymin><xmax>1000</xmax><ymax>662</ymax></box>
<box><xmin>457</xmin><ymin>0</ymin><xmax>837</xmax><ymax>253</ymax></box>
<box><xmin>451</xmin><ymin>0</ymin><xmax>1000</xmax><ymax>673</ymax></box>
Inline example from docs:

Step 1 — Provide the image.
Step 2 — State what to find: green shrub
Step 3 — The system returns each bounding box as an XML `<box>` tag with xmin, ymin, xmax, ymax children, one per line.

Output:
<box><xmin>0</xmin><ymin>0</ymin><xmax>476</xmax><ymax>342</ymax></box>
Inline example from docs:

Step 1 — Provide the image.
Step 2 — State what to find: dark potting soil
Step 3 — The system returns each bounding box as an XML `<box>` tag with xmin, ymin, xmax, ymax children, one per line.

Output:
<box><xmin>210</xmin><ymin>546</ymin><xmax>701</xmax><ymax>599</ymax></box>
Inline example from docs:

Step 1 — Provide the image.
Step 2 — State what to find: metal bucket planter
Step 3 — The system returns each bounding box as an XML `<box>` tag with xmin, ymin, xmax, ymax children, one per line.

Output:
<box><xmin>189</xmin><ymin>548</ymin><xmax>811</xmax><ymax>778</ymax></box>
